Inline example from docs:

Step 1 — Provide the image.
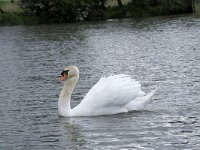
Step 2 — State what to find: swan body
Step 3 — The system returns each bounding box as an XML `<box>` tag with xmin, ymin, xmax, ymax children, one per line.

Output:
<box><xmin>58</xmin><ymin>66</ymin><xmax>157</xmax><ymax>117</ymax></box>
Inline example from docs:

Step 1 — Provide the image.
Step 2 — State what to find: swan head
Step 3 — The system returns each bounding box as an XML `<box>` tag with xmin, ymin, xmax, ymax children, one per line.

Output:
<box><xmin>60</xmin><ymin>66</ymin><xmax>79</xmax><ymax>81</ymax></box>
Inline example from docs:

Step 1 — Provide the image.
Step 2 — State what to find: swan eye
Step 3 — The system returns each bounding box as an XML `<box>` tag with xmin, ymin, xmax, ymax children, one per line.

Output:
<box><xmin>61</xmin><ymin>70</ymin><xmax>69</xmax><ymax>76</ymax></box>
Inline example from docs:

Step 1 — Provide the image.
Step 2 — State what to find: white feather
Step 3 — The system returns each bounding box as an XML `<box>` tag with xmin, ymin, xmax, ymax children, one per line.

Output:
<box><xmin>58</xmin><ymin>66</ymin><xmax>157</xmax><ymax>117</ymax></box>
<box><xmin>71</xmin><ymin>74</ymin><xmax>152</xmax><ymax>116</ymax></box>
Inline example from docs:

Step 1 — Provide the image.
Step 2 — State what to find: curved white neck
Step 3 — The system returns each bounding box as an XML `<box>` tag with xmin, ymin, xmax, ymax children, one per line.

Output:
<box><xmin>58</xmin><ymin>76</ymin><xmax>79</xmax><ymax>117</ymax></box>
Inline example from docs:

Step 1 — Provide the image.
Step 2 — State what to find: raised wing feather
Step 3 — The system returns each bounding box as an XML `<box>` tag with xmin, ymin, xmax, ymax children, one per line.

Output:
<box><xmin>73</xmin><ymin>74</ymin><xmax>145</xmax><ymax>115</ymax></box>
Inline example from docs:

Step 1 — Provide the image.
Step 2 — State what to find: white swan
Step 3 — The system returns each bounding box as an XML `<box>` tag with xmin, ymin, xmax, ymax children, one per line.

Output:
<box><xmin>58</xmin><ymin>66</ymin><xmax>157</xmax><ymax>117</ymax></box>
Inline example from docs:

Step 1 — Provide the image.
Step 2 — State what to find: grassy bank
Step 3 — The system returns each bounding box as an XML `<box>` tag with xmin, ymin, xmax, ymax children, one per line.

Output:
<box><xmin>0</xmin><ymin>1</ymin><xmax>40</xmax><ymax>25</ymax></box>
<box><xmin>0</xmin><ymin>0</ymin><xmax>197</xmax><ymax>25</ymax></box>
<box><xmin>0</xmin><ymin>0</ymin><xmax>21</xmax><ymax>13</ymax></box>
<box><xmin>194</xmin><ymin>1</ymin><xmax>200</xmax><ymax>17</ymax></box>
<box><xmin>107</xmin><ymin>1</ymin><xmax>194</xmax><ymax>18</ymax></box>
<box><xmin>0</xmin><ymin>12</ymin><xmax>40</xmax><ymax>25</ymax></box>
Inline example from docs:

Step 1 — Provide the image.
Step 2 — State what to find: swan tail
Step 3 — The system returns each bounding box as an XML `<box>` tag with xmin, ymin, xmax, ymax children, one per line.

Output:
<box><xmin>125</xmin><ymin>87</ymin><xmax>158</xmax><ymax>111</ymax></box>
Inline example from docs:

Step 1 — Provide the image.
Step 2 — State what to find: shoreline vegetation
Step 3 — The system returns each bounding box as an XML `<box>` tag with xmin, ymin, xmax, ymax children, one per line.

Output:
<box><xmin>0</xmin><ymin>0</ymin><xmax>199</xmax><ymax>25</ymax></box>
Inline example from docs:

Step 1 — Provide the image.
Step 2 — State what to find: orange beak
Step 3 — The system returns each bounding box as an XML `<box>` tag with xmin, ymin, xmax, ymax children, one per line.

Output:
<box><xmin>60</xmin><ymin>74</ymin><xmax>68</xmax><ymax>81</ymax></box>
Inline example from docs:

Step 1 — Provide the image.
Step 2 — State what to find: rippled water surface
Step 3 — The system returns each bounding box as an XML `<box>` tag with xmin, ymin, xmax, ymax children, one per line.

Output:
<box><xmin>0</xmin><ymin>16</ymin><xmax>200</xmax><ymax>149</ymax></box>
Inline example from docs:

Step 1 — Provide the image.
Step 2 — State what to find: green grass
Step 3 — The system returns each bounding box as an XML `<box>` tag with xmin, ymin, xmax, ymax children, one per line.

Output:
<box><xmin>194</xmin><ymin>2</ymin><xmax>200</xmax><ymax>17</ymax></box>
<box><xmin>0</xmin><ymin>12</ymin><xmax>40</xmax><ymax>25</ymax></box>
<box><xmin>0</xmin><ymin>12</ymin><xmax>22</xmax><ymax>25</ymax></box>
<box><xmin>0</xmin><ymin>1</ymin><xmax>40</xmax><ymax>25</ymax></box>
<box><xmin>107</xmin><ymin>6</ymin><xmax>128</xmax><ymax>19</ymax></box>
<box><xmin>0</xmin><ymin>0</ymin><xmax>196</xmax><ymax>25</ymax></box>
<box><xmin>107</xmin><ymin>3</ymin><xmax>151</xmax><ymax>19</ymax></box>
<box><xmin>0</xmin><ymin>1</ymin><xmax>22</xmax><ymax>25</ymax></box>
<box><xmin>106</xmin><ymin>1</ymin><xmax>193</xmax><ymax>19</ymax></box>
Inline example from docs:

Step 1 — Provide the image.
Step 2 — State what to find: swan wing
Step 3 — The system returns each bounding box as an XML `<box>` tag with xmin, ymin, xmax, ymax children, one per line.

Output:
<box><xmin>72</xmin><ymin>74</ymin><xmax>145</xmax><ymax>116</ymax></box>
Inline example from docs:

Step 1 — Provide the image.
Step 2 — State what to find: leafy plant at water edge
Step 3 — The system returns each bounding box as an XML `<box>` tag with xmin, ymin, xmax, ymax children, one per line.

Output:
<box><xmin>19</xmin><ymin>0</ymin><xmax>107</xmax><ymax>23</ymax></box>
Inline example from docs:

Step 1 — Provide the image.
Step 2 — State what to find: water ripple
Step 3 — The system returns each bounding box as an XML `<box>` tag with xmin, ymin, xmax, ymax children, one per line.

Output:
<box><xmin>0</xmin><ymin>16</ymin><xmax>200</xmax><ymax>149</ymax></box>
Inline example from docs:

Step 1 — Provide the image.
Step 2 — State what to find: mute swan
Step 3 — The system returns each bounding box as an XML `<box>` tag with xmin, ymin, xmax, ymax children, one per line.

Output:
<box><xmin>58</xmin><ymin>66</ymin><xmax>157</xmax><ymax>117</ymax></box>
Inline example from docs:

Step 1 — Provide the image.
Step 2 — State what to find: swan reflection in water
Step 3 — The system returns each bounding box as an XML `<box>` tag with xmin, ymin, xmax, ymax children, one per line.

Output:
<box><xmin>58</xmin><ymin>111</ymin><xmax>149</xmax><ymax>149</ymax></box>
<box><xmin>58</xmin><ymin>117</ymin><xmax>87</xmax><ymax>148</ymax></box>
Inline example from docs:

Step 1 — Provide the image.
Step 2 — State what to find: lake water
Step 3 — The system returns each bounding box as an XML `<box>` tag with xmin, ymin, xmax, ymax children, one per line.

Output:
<box><xmin>0</xmin><ymin>16</ymin><xmax>200</xmax><ymax>149</ymax></box>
